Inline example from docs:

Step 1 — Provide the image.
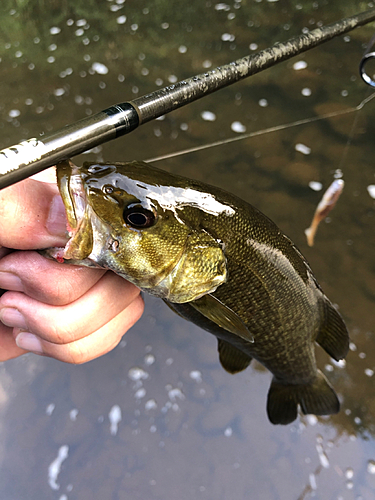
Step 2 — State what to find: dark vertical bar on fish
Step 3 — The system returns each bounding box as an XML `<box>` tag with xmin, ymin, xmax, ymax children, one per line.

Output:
<box><xmin>1</xmin><ymin>8</ymin><xmax>375</xmax><ymax>190</ymax></box>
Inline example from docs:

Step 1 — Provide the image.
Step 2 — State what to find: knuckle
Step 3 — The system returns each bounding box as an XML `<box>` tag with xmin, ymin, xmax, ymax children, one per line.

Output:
<box><xmin>37</xmin><ymin>276</ymin><xmax>78</xmax><ymax>306</ymax></box>
<box><xmin>64</xmin><ymin>344</ymin><xmax>89</xmax><ymax>365</ymax></box>
<box><xmin>45</xmin><ymin>321</ymin><xmax>75</xmax><ymax>345</ymax></box>
<box><xmin>130</xmin><ymin>295</ymin><xmax>145</xmax><ymax>324</ymax></box>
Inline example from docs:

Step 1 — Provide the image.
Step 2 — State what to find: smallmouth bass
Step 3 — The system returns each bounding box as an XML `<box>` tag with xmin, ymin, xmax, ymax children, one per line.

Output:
<box><xmin>46</xmin><ymin>159</ymin><xmax>349</xmax><ymax>425</ymax></box>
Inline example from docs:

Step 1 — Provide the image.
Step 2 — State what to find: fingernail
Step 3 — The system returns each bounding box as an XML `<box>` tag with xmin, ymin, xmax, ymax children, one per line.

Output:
<box><xmin>0</xmin><ymin>308</ymin><xmax>27</xmax><ymax>329</ymax></box>
<box><xmin>15</xmin><ymin>332</ymin><xmax>43</xmax><ymax>354</ymax></box>
<box><xmin>0</xmin><ymin>271</ymin><xmax>23</xmax><ymax>292</ymax></box>
<box><xmin>46</xmin><ymin>195</ymin><xmax>67</xmax><ymax>237</ymax></box>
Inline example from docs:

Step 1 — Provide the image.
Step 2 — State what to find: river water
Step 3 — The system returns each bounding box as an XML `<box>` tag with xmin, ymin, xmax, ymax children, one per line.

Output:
<box><xmin>1</xmin><ymin>1</ymin><xmax>375</xmax><ymax>499</ymax></box>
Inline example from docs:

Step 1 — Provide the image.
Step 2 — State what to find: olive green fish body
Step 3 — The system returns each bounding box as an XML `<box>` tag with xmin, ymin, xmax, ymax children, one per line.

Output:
<box><xmin>46</xmin><ymin>160</ymin><xmax>349</xmax><ymax>425</ymax></box>
<box><xmin>178</xmin><ymin>196</ymin><xmax>319</xmax><ymax>378</ymax></box>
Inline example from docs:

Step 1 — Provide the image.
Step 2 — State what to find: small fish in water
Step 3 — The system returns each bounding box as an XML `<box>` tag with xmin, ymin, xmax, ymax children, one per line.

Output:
<box><xmin>45</xmin><ymin>160</ymin><xmax>349</xmax><ymax>425</ymax></box>
<box><xmin>305</xmin><ymin>179</ymin><xmax>344</xmax><ymax>247</ymax></box>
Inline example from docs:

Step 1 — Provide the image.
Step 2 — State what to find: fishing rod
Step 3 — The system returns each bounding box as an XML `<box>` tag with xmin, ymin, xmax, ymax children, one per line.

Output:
<box><xmin>0</xmin><ymin>7</ymin><xmax>375</xmax><ymax>190</ymax></box>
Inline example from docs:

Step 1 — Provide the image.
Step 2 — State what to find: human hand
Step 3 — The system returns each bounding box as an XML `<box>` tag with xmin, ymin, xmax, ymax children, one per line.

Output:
<box><xmin>0</xmin><ymin>168</ymin><xmax>144</xmax><ymax>363</ymax></box>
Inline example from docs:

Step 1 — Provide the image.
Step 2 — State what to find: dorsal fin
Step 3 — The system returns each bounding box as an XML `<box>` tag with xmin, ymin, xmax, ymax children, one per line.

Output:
<box><xmin>316</xmin><ymin>300</ymin><xmax>349</xmax><ymax>361</ymax></box>
<box><xmin>217</xmin><ymin>339</ymin><xmax>252</xmax><ymax>374</ymax></box>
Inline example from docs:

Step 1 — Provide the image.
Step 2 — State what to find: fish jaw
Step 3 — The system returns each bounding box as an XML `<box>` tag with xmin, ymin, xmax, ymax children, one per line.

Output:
<box><xmin>46</xmin><ymin>160</ymin><xmax>115</xmax><ymax>268</ymax></box>
<box><xmin>57</xmin><ymin>160</ymin><xmax>85</xmax><ymax>232</ymax></box>
<box><xmin>54</xmin><ymin>159</ymin><xmax>92</xmax><ymax>260</ymax></box>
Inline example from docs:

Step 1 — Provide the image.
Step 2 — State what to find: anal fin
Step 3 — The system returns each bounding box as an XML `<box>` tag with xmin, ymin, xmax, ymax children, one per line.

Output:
<box><xmin>218</xmin><ymin>339</ymin><xmax>252</xmax><ymax>374</ymax></box>
<box><xmin>267</xmin><ymin>370</ymin><xmax>340</xmax><ymax>425</ymax></box>
<box><xmin>316</xmin><ymin>300</ymin><xmax>349</xmax><ymax>361</ymax></box>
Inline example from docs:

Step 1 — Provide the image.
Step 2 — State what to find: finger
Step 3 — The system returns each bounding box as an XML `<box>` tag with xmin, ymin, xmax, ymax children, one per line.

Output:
<box><xmin>0</xmin><ymin>271</ymin><xmax>141</xmax><ymax>344</ymax></box>
<box><xmin>30</xmin><ymin>166</ymin><xmax>58</xmax><ymax>183</ymax></box>
<box><xmin>0</xmin><ymin>251</ymin><xmax>105</xmax><ymax>305</ymax></box>
<box><xmin>0</xmin><ymin>175</ymin><xmax>67</xmax><ymax>249</ymax></box>
<box><xmin>0</xmin><ymin>247</ymin><xmax>13</xmax><ymax>297</ymax></box>
<box><xmin>0</xmin><ymin>247</ymin><xmax>13</xmax><ymax>260</ymax></box>
<box><xmin>0</xmin><ymin>323</ymin><xmax>28</xmax><ymax>361</ymax></box>
<box><xmin>13</xmin><ymin>294</ymin><xmax>144</xmax><ymax>364</ymax></box>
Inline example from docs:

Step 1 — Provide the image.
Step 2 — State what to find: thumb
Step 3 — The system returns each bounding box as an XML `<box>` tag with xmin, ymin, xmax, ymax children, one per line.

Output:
<box><xmin>0</xmin><ymin>173</ymin><xmax>67</xmax><ymax>250</ymax></box>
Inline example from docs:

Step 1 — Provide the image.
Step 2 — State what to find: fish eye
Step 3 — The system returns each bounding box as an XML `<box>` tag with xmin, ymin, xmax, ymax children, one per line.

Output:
<box><xmin>123</xmin><ymin>206</ymin><xmax>156</xmax><ymax>229</ymax></box>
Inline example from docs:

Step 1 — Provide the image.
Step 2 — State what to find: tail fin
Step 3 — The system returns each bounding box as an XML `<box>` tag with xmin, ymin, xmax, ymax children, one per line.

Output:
<box><xmin>266</xmin><ymin>370</ymin><xmax>340</xmax><ymax>425</ymax></box>
<box><xmin>316</xmin><ymin>299</ymin><xmax>349</xmax><ymax>361</ymax></box>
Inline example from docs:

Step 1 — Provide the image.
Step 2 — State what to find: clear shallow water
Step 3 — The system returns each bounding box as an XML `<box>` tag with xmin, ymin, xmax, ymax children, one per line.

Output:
<box><xmin>1</xmin><ymin>1</ymin><xmax>375</xmax><ymax>498</ymax></box>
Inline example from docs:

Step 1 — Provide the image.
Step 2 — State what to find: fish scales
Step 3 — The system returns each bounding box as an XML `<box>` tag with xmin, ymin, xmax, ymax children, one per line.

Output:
<box><xmin>175</xmin><ymin>199</ymin><xmax>319</xmax><ymax>382</ymax></box>
<box><xmin>44</xmin><ymin>159</ymin><xmax>349</xmax><ymax>425</ymax></box>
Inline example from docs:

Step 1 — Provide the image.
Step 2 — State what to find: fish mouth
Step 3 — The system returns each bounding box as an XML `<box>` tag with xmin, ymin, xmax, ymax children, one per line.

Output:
<box><xmin>53</xmin><ymin>160</ymin><xmax>94</xmax><ymax>262</ymax></box>
<box><xmin>42</xmin><ymin>160</ymin><xmax>117</xmax><ymax>268</ymax></box>
<box><xmin>58</xmin><ymin>160</ymin><xmax>87</xmax><ymax>233</ymax></box>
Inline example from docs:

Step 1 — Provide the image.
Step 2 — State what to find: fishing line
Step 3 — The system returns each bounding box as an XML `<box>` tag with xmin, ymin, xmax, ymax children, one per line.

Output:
<box><xmin>145</xmin><ymin>93</ymin><xmax>375</xmax><ymax>163</ymax></box>
<box><xmin>336</xmin><ymin>98</ymin><xmax>366</xmax><ymax>175</ymax></box>
<box><xmin>337</xmin><ymin>32</ymin><xmax>375</xmax><ymax>173</ymax></box>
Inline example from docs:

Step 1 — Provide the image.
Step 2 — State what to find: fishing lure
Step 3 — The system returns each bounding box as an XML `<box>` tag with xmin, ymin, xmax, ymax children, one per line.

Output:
<box><xmin>305</xmin><ymin>179</ymin><xmax>344</xmax><ymax>247</ymax></box>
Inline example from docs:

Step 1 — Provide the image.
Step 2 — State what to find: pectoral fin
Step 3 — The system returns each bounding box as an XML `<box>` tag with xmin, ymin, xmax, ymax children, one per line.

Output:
<box><xmin>190</xmin><ymin>294</ymin><xmax>254</xmax><ymax>343</ymax></box>
<box><xmin>218</xmin><ymin>339</ymin><xmax>252</xmax><ymax>374</ymax></box>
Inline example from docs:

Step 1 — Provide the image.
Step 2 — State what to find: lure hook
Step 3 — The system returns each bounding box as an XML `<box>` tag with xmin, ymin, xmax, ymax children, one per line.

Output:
<box><xmin>360</xmin><ymin>52</ymin><xmax>375</xmax><ymax>87</ymax></box>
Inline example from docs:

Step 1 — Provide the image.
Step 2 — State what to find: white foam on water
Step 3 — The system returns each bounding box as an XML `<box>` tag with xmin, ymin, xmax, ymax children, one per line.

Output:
<box><xmin>224</xmin><ymin>427</ymin><xmax>233</xmax><ymax>437</ymax></box>
<box><xmin>69</xmin><ymin>409</ymin><xmax>79</xmax><ymax>421</ymax></box>
<box><xmin>293</xmin><ymin>60</ymin><xmax>307</xmax><ymax>70</ymax></box>
<box><xmin>134</xmin><ymin>388</ymin><xmax>146</xmax><ymax>400</ymax></box>
<box><xmin>91</xmin><ymin>62</ymin><xmax>109</xmax><ymax>74</ymax></box>
<box><xmin>231</xmin><ymin>121</ymin><xmax>246</xmax><ymax>133</ymax></box>
<box><xmin>189</xmin><ymin>370</ymin><xmax>202</xmax><ymax>383</ymax></box>
<box><xmin>167</xmin><ymin>387</ymin><xmax>185</xmax><ymax>402</ymax></box>
<box><xmin>309</xmin><ymin>181</ymin><xmax>323</xmax><ymax>191</ymax></box>
<box><xmin>295</xmin><ymin>143</ymin><xmax>311</xmax><ymax>155</ymax></box>
<box><xmin>128</xmin><ymin>367</ymin><xmax>149</xmax><ymax>381</ymax></box>
<box><xmin>109</xmin><ymin>405</ymin><xmax>122</xmax><ymax>435</ymax></box>
<box><xmin>46</xmin><ymin>403</ymin><xmax>55</xmax><ymax>416</ymax></box>
<box><xmin>145</xmin><ymin>399</ymin><xmax>157</xmax><ymax>411</ymax></box>
<box><xmin>201</xmin><ymin>111</ymin><xmax>216</xmax><ymax>121</ymax></box>
<box><xmin>48</xmin><ymin>445</ymin><xmax>69</xmax><ymax>491</ymax></box>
